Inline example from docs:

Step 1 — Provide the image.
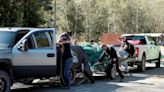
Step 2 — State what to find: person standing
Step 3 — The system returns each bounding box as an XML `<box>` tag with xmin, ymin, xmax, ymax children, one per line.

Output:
<box><xmin>59</xmin><ymin>37</ymin><xmax>73</xmax><ymax>89</ymax></box>
<box><xmin>98</xmin><ymin>44</ymin><xmax>124</xmax><ymax>82</ymax></box>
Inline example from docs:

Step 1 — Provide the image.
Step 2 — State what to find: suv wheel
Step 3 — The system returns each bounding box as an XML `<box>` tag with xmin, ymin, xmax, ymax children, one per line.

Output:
<box><xmin>156</xmin><ymin>53</ymin><xmax>161</xmax><ymax>68</ymax></box>
<box><xmin>0</xmin><ymin>70</ymin><xmax>11</xmax><ymax>92</ymax></box>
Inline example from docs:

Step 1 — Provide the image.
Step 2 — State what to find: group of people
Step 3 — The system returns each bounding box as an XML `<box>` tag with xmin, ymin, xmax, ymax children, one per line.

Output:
<box><xmin>58</xmin><ymin>31</ymin><xmax>134</xmax><ymax>88</ymax></box>
<box><xmin>97</xmin><ymin>36</ymin><xmax>135</xmax><ymax>82</ymax></box>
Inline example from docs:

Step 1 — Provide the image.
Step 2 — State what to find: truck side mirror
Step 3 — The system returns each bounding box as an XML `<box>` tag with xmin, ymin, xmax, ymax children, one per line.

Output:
<box><xmin>18</xmin><ymin>39</ymin><xmax>29</xmax><ymax>52</ymax></box>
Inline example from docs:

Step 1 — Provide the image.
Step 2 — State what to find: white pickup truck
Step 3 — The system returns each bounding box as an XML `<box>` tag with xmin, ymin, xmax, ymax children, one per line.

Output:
<box><xmin>122</xmin><ymin>34</ymin><xmax>161</xmax><ymax>72</ymax></box>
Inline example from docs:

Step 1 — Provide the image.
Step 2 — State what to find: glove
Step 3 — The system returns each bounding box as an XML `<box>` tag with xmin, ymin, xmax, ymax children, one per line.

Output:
<box><xmin>112</xmin><ymin>58</ymin><xmax>117</xmax><ymax>63</ymax></box>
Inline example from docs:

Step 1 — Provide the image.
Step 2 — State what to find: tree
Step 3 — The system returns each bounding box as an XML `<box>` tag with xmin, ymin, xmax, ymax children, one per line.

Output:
<box><xmin>22</xmin><ymin>0</ymin><xmax>44</xmax><ymax>27</ymax></box>
<box><xmin>0</xmin><ymin>0</ymin><xmax>45</xmax><ymax>27</ymax></box>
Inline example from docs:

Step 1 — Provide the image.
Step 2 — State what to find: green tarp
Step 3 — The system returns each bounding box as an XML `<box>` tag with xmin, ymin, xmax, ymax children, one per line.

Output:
<box><xmin>80</xmin><ymin>42</ymin><xmax>102</xmax><ymax>66</ymax></box>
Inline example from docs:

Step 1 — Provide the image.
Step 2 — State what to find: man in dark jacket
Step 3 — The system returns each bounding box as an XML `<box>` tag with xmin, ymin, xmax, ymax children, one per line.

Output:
<box><xmin>59</xmin><ymin>37</ymin><xmax>73</xmax><ymax>88</ymax></box>
<box><xmin>98</xmin><ymin>44</ymin><xmax>124</xmax><ymax>82</ymax></box>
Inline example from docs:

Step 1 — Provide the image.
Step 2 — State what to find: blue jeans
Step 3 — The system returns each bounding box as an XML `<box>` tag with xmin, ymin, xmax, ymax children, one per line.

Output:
<box><xmin>123</xmin><ymin>61</ymin><xmax>128</xmax><ymax>73</ymax></box>
<box><xmin>64</xmin><ymin>58</ymin><xmax>73</xmax><ymax>88</ymax></box>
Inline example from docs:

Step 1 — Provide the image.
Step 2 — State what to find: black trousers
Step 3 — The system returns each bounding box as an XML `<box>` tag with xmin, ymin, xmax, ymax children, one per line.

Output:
<box><xmin>105</xmin><ymin>61</ymin><xmax>124</xmax><ymax>79</ymax></box>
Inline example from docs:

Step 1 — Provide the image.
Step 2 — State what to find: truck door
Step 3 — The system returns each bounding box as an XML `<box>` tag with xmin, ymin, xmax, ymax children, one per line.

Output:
<box><xmin>147</xmin><ymin>36</ymin><xmax>157</xmax><ymax>60</ymax></box>
<box><xmin>12</xmin><ymin>30</ymin><xmax>57</xmax><ymax>78</ymax></box>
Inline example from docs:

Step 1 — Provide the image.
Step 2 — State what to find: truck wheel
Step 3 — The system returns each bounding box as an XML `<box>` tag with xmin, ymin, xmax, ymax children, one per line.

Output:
<box><xmin>138</xmin><ymin>55</ymin><xmax>146</xmax><ymax>72</ymax></box>
<box><xmin>0</xmin><ymin>70</ymin><xmax>11</xmax><ymax>92</ymax></box>
<box><xmin>156</xmin><ymin>53</ymin><xmax>161</xmax><ymax>68</ymax></box>
<box><xmin>109</xmin><ymin>64</ymin><xmax>117</xmax><ymax>80</ymax></box>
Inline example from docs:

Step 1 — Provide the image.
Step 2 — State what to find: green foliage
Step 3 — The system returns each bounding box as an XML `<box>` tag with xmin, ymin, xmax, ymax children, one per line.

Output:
<box><xmin>0</xmin><ymin>0</ymin><xmax>163</xmax><ymax>38</ymax></box>
<box><xmin>0</xmin><ymin>0</ymin><xmax>45</xmax><ymax>27</ymax></box>
<box><xmin>22</xmin><ymin>0</ymin><xmax>44</xmax><ymax>27</ymax></box>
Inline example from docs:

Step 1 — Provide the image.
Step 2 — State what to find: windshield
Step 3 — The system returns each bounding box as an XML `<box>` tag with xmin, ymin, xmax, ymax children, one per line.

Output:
<box><xmin>0</xmin><ymin>31</ymin><xmax>14</xmax><ymax>49</ymax></box>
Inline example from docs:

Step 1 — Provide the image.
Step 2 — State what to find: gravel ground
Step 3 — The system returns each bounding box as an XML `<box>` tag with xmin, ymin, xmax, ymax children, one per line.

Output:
<box><xmin>12</xmin><ymin>62</ymin><xmax>164</xmax><ymax>92</ymax></box>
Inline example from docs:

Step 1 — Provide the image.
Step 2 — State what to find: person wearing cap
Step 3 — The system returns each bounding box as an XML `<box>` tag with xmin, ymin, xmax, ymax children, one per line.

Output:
<box><xmin>59</xmin><ymin>31</ymin><xmax>72</xmax><ymax>42</ymax></box>
<box><xmin>97</xmin><ymin>44</ymin><xmax>124</xmax><ymax>82</ymax></box>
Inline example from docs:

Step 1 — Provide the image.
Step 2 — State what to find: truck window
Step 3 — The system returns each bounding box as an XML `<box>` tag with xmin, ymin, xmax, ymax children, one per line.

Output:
<box><xmin>147</xmin><ymin>36</ymin><xmax>156</xmax><ymax>45</ymax></box>
<box><xmin>159</xmin><ymin>37</ymin><xmax>164</xmax><ymax>46</ymax></box>
<box><xmin>126</xmin><ymin>36</ymin><xmax>147</xmax><ymax>45</ymax></box>
<box><xmin>27</xmin><ymin>36</ymin><xmax>35</xmax><ymax>49</ymax></box>
<box><xmin>152</xmin><ymin>36</ymin><xmax>164</xmax><ymax>46</ymax></box>
<box><xmin>33</xmin><ymin>32</ymin><xmax>51</xmax><ymax>48</ymax></box>
<box><xmin>14</xmin><ymin>30</ymin><xmax>29</xmax><ymax>45</ymax></box>
<box><xmin>0</xmin><ymin>31</ymin><xmax>14</xmax><ymax>48</ymax></box>
<box><xmin>45</xmin><ymin>32</ymin><xmax>53</xmax><ymax>48</ymax></box>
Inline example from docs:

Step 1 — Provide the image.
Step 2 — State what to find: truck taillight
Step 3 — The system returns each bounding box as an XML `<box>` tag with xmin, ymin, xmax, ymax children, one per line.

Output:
<box><xmin>135</xmin><ymin>47</ymin><xmax>139</xmax><ymax>57</ymax></box>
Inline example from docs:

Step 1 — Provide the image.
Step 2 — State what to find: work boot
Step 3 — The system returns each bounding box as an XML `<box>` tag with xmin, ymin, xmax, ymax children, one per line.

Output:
<box><xmin>119</xmin><ymin>77</ymin><xmax>124</xmax><ymax>82</ymax></box>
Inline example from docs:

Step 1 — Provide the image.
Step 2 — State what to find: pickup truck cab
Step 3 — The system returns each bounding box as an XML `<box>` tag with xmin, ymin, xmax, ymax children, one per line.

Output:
<box><xmin>141</xmin><ymin>33</ymin><xmax>164</xmax><ymax>59</ymax></box>
<box><xmin>0</xmin><ymin>28</ymin><xmax>57</xmax><ymax>92</ymax></box>
<box><xmin>122</xmin><ymin>34</ymin><xmax>161</xmax><ymax>72</ymax></box>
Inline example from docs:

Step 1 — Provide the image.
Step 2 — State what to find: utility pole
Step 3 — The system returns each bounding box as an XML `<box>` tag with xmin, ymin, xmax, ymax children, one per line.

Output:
<box><xmin>54</xmin><ymin>0</ymin><xmax>56</xmax><ymax>28</ymax></box>
<box><xmin>84</xmin><ymin>0</ymin><xmax>90</xmax><ymax>41</ymax></box>
<box><xmin>136</xmin><ymin>0</ymin><xmax>139</xmax><ymax>33</ymax></box>
<box><xmin>63</xmin><ymin>0</ymin><xmax>70</xmax><ymax>32</ymax></box>
<box><xmin>74</xmin><ymin>0</ymin><xmax>78</xmax><ymax>37</ymax></box>
<box><xmin>113</xmin><ymin>9</ymin><xmax>116</xmax><ymax>33</ymax></box>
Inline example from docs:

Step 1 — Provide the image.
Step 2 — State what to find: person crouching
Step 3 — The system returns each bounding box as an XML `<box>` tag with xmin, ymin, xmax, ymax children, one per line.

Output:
<box><xmin>97</xmin><ymin>44</ymin><xmax>124</xmax><ymax>82</ymax></box>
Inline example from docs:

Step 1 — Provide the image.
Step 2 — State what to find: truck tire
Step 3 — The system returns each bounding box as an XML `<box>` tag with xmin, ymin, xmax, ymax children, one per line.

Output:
<box><xmin>109</xmin><ymin>64</ymin><xmax>117</xmax><ymax>80</ymax></box>
<box><xmin>0</xmin><ymin>70</ymin><xmax>11</xmax><ymax>92</ymax></box>
<box><xmin>156</xmin><ymin>53</ymin><xmax>161</xmax><ymax>68</ymax></box>
<box><xmin>138</xmin><ymin>55</ymin><xmax>146</xmax><ymax>72</ymax></box>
